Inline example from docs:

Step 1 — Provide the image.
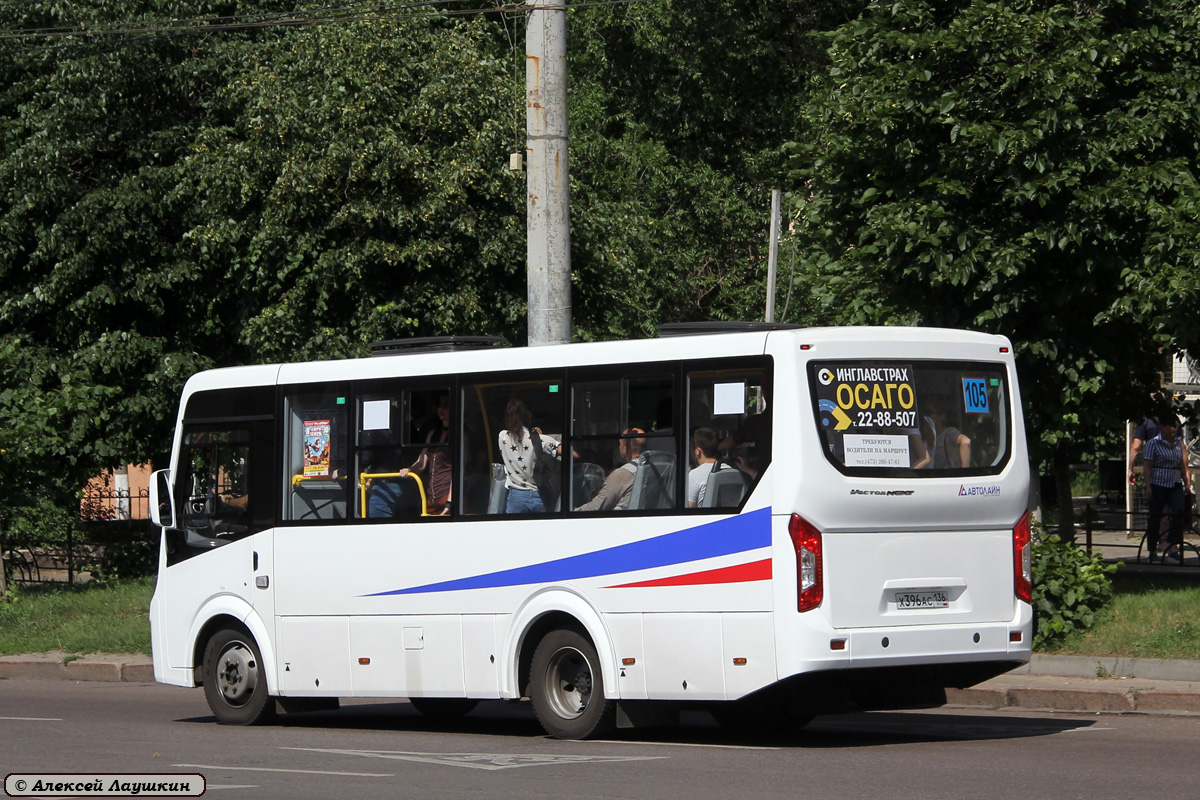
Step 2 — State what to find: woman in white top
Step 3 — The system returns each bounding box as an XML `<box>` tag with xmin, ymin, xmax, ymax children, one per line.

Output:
<box><xmin>499</xmin><ymin>398</ymin><xmax>561</xmax><ymax>513</ymax></box>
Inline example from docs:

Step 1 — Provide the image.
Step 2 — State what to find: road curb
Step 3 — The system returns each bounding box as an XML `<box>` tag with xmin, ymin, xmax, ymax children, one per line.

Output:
<box><xmin>0</xmin><ymin>653</ymin><xmax>153</xmax><ymax>683</ymax></box>
<box><xmin>946</xmin><ymin>683</ymin><xmax>1200</xmax><ymax>714</ymax></box>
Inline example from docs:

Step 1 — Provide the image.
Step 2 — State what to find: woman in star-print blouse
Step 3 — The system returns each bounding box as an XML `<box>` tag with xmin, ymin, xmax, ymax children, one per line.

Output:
<box><xmin>499</xmin><ymin>398</ymin><xmax>561</xmax><ymax>513</ymax></box>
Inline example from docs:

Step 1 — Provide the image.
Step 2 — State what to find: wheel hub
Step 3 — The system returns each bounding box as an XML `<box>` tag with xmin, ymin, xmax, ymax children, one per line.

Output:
<box><xmin>216</xmin><ymin>643</ymin><xmax>257</xmax><ymax>707</ymax></box>
<box><xmin>544</xmin><ymin>647</ymin><xmax>592</xmax><ymax>719</ymax></box>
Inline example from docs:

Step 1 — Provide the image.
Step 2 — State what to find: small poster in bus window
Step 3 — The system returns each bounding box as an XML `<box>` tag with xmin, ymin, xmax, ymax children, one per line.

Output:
<box><xmin>714</xmin><ymin>382</ymin><xmax>746</xmax><ymax>416</ymax></box>
<box><xmin>843</xmin><ymin>434</ymin><xmax>912</xmax><ymax>468</ymax></box>
<box><xmin>303</xmin><ymin>419</ymin><xmax>332</xmax><ymax>477</ymax></box>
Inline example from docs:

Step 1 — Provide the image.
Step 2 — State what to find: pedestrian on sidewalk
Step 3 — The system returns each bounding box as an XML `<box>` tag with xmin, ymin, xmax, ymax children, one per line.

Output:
<box><xmin>1142</xmin><ymin>414</ymin><xmax>1190</xmax><ymax>564</ymax></box>
<box><xmin>1128</xmin><ymin>414</ymin><xmax>1161</xmax><ymax>485</ymax></box>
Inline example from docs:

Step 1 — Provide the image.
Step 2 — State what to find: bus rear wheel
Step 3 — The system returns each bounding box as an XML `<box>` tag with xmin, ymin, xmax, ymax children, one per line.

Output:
<box><xmin>202</xmin><ymin>627</ymin><xmax>276</xmax><ymax>725</ymax></box>
<box><xmin>529</xmin><ymin>628</ymin><xmax>616</xmax><ymax>740</ymax></box>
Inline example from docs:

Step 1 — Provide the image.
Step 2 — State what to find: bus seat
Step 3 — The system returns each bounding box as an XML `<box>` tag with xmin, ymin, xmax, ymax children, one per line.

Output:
<box><xmin>701</xmin><ymin>463</ymin><xmax>750</xmax><ymax>508</ymax></box>
<box><xmin>487</xmin><ymin>463</ymin><xmax>509</xmax><ymax>514</ymax></box>
<box><xmin>628</xmin><ymin>451</ymin><xmax>676</xmax><ymax>510</ymax></box>
<box><xmin>572</xmin><ymin>462</ymin><xmax>605</xmax><ymax>507</ymax></box>
<box><xmin>292</xmin><ymin>480</ymin><xmax>347</xmax><ymax>520</ymax></box>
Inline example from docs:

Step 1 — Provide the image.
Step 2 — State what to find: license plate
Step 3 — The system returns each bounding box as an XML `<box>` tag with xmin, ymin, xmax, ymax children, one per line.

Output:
<box><xmin>894</xmin><ymin>590</ymin><xmax>949</xmax><ymax>609</ymax></box>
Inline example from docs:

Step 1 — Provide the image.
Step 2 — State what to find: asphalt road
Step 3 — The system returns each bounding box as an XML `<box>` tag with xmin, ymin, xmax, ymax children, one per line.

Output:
<box><xmin>2</xmin><ymin>679</ymin><xmax>1197</xmax><ymax>800</ymax></box>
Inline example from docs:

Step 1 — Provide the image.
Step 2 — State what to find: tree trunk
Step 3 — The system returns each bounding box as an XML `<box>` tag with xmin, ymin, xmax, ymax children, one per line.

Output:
<box><xmin>1054</xmin><ymin>441</ymin><xmax>1075</xmax><ymax>539</ymax></box>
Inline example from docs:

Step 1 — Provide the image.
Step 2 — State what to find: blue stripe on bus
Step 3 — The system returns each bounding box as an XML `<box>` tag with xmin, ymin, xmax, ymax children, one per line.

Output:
<box><xmin>362</xmin><ymin>507</ymin><xmax>772</xmax><ymax>596</ymax></box>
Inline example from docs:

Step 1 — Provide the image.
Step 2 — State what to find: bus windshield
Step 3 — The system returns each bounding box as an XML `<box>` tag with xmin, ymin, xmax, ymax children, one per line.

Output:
<box><xmin>810</xmin><ymin>360</ymin><xmax>1011</xmax><ymax>476</ymax></box>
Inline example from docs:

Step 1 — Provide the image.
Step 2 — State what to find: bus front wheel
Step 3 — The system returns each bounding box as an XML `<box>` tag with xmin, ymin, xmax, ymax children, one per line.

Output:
<box><xmin>202</xmin><ymin>627</ymin><xmax>276</xmax><ymax>725</ymax></box>
<box><xmin>529</xmin><ymin>628</ymin><xmax>616</xmax><ymax>740</ymax></box>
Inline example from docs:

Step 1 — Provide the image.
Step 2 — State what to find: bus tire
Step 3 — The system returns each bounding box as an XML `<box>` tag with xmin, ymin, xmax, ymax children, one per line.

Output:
<box><xmin>408</xmin><ymin>697</ymin><xmax>479</xmax><ymax>718</ymax></box>
<box><xmin>202</xmin><ymin>627</ymin><xmax>276</xmax><ymax>726</ymax></box>
<box><xmin>529</xmin><ymin>628</ymin><xmax>616</xmax><ymax>740</ymax></box>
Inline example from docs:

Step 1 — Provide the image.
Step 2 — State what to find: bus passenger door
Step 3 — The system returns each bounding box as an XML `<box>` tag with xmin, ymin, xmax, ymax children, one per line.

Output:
<box><xmin>160</xmin><ymin>417</ymin><xmax>276</xmax><ymax>672</ymax></box>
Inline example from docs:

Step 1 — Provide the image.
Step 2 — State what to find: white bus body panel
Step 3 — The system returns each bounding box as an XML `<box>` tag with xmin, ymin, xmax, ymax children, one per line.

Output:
<box><xmin>151</xmin><ymin>534</ymin><xmax>278</xmax><ymax>691</ymax></box>
<box><xmin>270</xmin><ymin>505</ymin><xmax>774</xmax><ymax>700</ymax></box>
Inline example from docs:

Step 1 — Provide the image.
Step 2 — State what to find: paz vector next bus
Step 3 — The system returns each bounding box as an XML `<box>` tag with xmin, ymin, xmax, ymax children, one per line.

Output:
<box><xmin>148</xmin><ymin>325</ymin><xmax>1032</xmax><ymax>739</ymax></box>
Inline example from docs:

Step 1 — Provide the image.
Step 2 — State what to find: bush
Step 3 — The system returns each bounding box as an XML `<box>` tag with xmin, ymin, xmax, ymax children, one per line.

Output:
<box><xmin>92</xmin><ymin>527</ymin><xmax>159</xmax><ymax>583</ymax></box>
<box><xmin>1032</xmin><ymin>526</ymin><xmax>1118</xmax><ymax>648</ymax></box>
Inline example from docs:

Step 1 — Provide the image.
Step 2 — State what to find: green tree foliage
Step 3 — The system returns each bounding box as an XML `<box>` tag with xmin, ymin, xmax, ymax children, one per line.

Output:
<box><xmin>0</xmin><ymin>4</ymin><xmax>526</xmax><ymax>504</ymax></box>
<box><xmin>1</xmin><ymin>2</ymin><xmax>231</xmax><ymax>502</ymax></box>
<box><xmin>566</xmin><ymin>1</ymin><xmax>858</xmax><ymax>338</ymax></box>
<box><xmin>787</xmin><ymin>0</ymin><xmax>1200</xmax><ymax>518</ymax></box>
<box><xmin>182</xmin><ymin>16</ymin><xmax>527</xmax><ymax>362</ymax></box>
<box><xmin>2</xmin><ymin>1</ymin><xmax>850</xmax><ymax>510</ymax></box>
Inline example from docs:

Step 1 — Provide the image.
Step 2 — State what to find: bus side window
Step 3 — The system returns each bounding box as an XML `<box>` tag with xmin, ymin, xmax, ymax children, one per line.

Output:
<box><xmin>282</xmin><ymin>388</ymin><xmax>349</xmax><ymax>522</ymax></box>
<box><xmin>687</xmin><ymin>365</ymin><xmax>772</xmax><ymax>509</ymax></box>
<box><xmin>356</xmin><ymin>386</ymin><xmax>452</xmax><ymax>519</ymax></box>
<box><xmin>570</xmin><ymin>373</ymin><xmax>676</xmax><ymax>513</ymax></box>
<box><xmin>180</xmin><ymin>429</ymin><xmax>253</xmax><ymax>538</ymax></box>
<box><xmin>461</xmin><ymin>375</ymin><xmax>566</xmax><ymax>515</ymax></box>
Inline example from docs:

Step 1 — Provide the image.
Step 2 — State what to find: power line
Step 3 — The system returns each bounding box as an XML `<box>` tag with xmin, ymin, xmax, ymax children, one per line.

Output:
<box><xmin>0</xmin><ymin>0</ymin><xmax>651</xmax><ymax>66</ymax></box>
<box><xmin>0</xmin><ymin>0</ymin><xmax>650</xmax><ymax>41</ymax></box>
<box><xmin>0</xmin><ymin>2</ymin><xmax>495</xmax><ymax>40</ymax></box>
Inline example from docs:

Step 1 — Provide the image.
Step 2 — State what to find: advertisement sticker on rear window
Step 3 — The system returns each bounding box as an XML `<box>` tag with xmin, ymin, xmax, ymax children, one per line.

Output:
<box><xmin>810</xmin><ymin>360</ymin><xmax>1010</xmax><ymax>477</ymax></box>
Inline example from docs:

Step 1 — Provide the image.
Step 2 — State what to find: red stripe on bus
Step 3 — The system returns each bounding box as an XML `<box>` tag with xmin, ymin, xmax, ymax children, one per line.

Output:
<box><xmin>606</xmin><ymin>558</ymin><xmax>771</xmax><ymax>589</ymax></box>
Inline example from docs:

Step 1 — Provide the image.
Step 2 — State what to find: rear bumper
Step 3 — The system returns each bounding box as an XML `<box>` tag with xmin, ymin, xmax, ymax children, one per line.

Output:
<box><xmin>773</xmin><ymin>613</ymin><xmax>1032</xmax><ymax>709</ymax></box>
<box><xmin>842</xmin><ymin>619</ymin><xmax>1031</xmax><ymax>670</ymax></box>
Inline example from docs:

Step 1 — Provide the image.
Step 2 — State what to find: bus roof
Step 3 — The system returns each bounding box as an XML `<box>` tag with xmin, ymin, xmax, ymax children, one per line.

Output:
<box><xmin>179</xmin><ymin>326</ymin><xmax>1012</xmax><ymax>398</ymax></box>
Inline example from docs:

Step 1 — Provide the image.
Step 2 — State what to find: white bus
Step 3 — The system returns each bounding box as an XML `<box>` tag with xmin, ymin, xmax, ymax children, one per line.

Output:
<box><xmin>148</xmin><ymin>324</ymin><xmax>1032</xmax><ymax>739</ymax></box>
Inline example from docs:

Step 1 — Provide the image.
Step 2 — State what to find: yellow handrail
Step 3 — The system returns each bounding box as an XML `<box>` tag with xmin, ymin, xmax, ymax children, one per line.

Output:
<box><xmin>291</xmin><ymin>473</ymin><xmax>346</xmax><ymax>487</ymax></box>
<box><xmin>358</xmin><ymin>471</ymin><xmax>429</xmax><ymax>517</ymax></box>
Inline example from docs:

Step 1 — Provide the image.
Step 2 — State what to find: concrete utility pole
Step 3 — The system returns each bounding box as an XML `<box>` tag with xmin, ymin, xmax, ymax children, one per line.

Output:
<box><xmin>525</xmin><ymin>0</ymin><xmax>572</xmax><ymax>346</ymax></box>
<box><xmin>765</xmin><ymin>189</ymin><xmax>781</xmax><ymax>323</ymax></box>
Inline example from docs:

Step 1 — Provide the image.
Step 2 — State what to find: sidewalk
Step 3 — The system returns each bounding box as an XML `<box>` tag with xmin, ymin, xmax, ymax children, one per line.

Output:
<box><xmin>947</xmin><ymin>654</ymin><xmax>1200</xmax><ymax>714</ymax></box>
<box><xmin>3</xmin><ymin>651</ymin><xmax>1199</xmax><ymax>716</ymax></box>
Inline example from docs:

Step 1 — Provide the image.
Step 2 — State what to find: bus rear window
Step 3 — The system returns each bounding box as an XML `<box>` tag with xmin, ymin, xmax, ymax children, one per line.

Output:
<box><xmin>810</xmin><ymin>361</ymin><xmax>1010</xmax><ymax>476</ymax></box>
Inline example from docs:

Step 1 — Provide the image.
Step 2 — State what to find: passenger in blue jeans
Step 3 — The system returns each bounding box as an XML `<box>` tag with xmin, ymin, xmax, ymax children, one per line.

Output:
<box><xmin>1142</xmin><ymin>414</ymin><xmax>1191</xmax><ymax>564</ymax></box>
<box><xmin>499</xmin><ymin>398</ymin><xmax>561</xmax><ymax>513</ymax></box>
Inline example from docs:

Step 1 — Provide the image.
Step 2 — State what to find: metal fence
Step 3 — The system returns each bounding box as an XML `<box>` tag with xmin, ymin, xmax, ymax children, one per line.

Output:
<box><xmin>3</xmin><ymin>488</ymin><xmax>156</xmax><ymax>585</ymax></box>
<box><xmin>1075</xmin><ymin>487</ymin><xmax>1200</xmax><ymax>567</ymax></box>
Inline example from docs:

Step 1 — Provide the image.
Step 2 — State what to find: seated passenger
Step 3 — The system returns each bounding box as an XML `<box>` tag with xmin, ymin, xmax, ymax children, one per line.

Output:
<box><xmin>927</xmin><ymin>401</ymin><xmax>971</xmax><ymax>469</ymax></box>
<box><xmin>733</xmin><ymin>444</ymin><xmax>761</xmax><ymax>482</ymax></box>
<box><xmin>688</xmin><ymin>427</ymin><xmax>719</xmax><ymax>508</ymax></box>
<box><xmin>575</xmin><ymin>429</ymin><xmax>645</xmax><ymax>512</ymax></box>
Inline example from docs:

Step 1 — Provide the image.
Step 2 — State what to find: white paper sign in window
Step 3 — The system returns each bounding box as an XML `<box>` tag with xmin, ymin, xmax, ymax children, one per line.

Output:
<box><xmin>714</xmin><ymin>382</ymin><xmax>746</xmax><ymax>416</ymax></box>
<box><xmin>361</xmin><ymin>400</ymin><xmax>391</xmax><ymax>431</ymax></box>
<box><xmin>843</xmin><ymin>434</ymin><xmax>912</xmax><ymax>468</ymax></box>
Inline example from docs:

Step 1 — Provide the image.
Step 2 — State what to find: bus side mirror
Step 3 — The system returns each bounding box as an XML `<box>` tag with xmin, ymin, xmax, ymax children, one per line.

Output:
<box><xmin>149</xmin><ymin>469</ymin><xmax>176</xmax><ymax>529</ymax></box>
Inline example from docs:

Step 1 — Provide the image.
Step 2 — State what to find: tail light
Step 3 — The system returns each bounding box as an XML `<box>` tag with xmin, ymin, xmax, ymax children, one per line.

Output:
<box><xmin>789</xmin><ymin>514</ymin><xmax>823</xmax><ymax>612</ymax></box>
<box><xmin>1013</xmin><ymin>511</ymin><xmax>1032</xmax><ymax>604</ymax></box>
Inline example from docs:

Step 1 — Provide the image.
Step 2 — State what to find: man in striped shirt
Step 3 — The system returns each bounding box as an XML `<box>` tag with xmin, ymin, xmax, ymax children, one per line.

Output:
<box><xmin>1142</xmin><ymin>415</ymin><xmax>1191</xmax><ymax>564</ymax></box>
